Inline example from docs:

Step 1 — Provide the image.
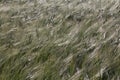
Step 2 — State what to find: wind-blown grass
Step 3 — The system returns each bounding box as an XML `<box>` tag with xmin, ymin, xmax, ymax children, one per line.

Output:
<box><xmin>0</xmin><ymin>0</ymin><xmax>120</xmax><ymax>80</ymax></box>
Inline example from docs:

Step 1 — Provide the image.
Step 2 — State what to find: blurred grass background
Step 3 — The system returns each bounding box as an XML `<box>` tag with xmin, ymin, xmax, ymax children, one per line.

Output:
<box><xmin>0</xmin><ymin>0</ymin><xmax>120</xmax><ymax>80</ymax></box>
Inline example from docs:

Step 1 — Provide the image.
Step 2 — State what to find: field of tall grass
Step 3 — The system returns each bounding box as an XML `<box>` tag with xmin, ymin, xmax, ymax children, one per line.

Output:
<box><xmin>0</xmin><ymin>0</ymin><xmax>120</xmax><ymax>80</ymax></box>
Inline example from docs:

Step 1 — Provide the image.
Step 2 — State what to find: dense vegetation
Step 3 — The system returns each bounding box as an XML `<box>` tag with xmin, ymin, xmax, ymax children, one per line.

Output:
<box><xmin>0</xmin><ymin>0</ymin><xmax>120</xmax><ymax>80</ymax></box>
